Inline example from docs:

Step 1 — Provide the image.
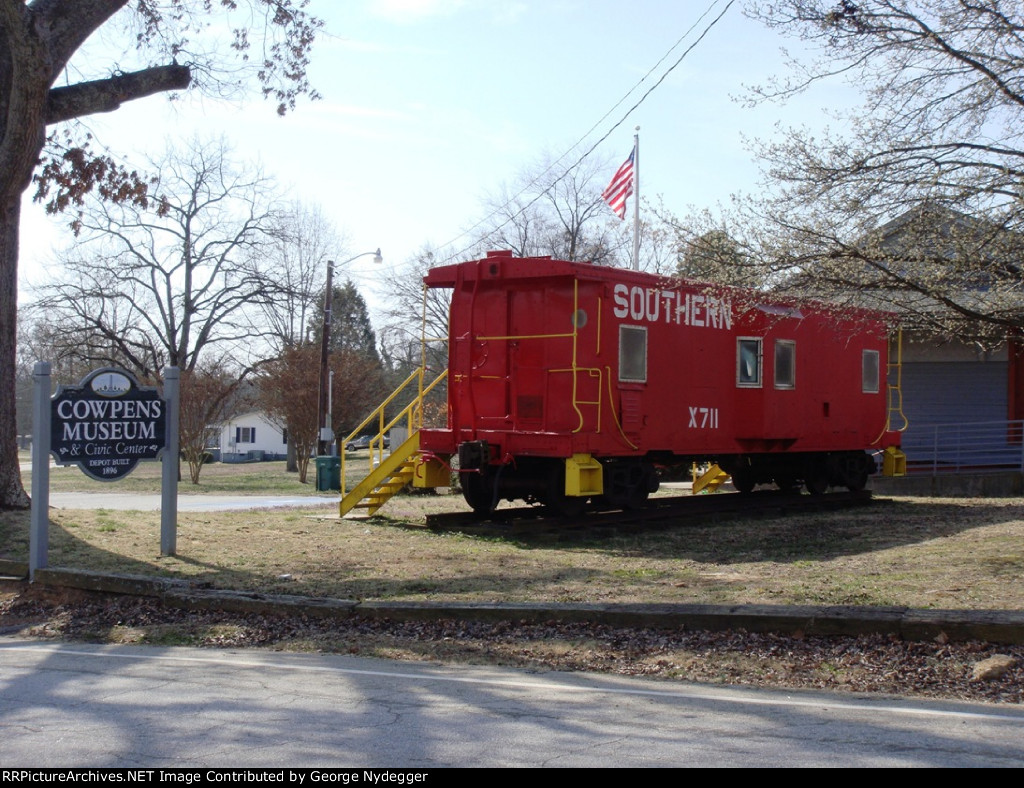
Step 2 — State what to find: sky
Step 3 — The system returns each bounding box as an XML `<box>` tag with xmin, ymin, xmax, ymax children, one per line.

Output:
<box><xmin>17</xmin><ymin>0</ymin><xmax>848</xmax><ymax>325</ymax></box>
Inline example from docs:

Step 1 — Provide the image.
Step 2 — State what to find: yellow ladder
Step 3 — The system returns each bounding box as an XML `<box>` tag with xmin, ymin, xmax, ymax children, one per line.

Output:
<box><xmin>877</xmin><ymin>327</ymin><xmax>909</xmax><ymax>476</ymax></box>
<box><xmin>886</xmin><ymin>327</ymin><xmax>909</xmax><ymax>435</ymax></box>
<box><xmin>692</xmin><ymin>463</ymin><xmax>730</xmax><ymax>494</ymax></box>
<box><xmin>338</xmin><ymin>368</ymin><xmax>448</xmax><ymax>517</ymax></box>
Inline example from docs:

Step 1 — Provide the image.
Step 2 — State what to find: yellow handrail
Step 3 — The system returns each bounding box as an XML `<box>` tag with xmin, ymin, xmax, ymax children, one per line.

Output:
<box><xmin>339</xmin><ymin>368</ymin><xmax>448</xmax><ymax>494</ymax></box>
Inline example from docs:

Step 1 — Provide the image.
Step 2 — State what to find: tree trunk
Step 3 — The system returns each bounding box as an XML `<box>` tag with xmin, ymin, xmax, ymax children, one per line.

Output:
<box><xmin>0</xmin><ymin>195</ymin><xmax>30</xmax><ymax>509</ymax></box>
<box><xmin>286</xmin><ymin>437</ymin><xmax>297</xmax><ymax>473</ymax></box>
<box><xmin>0</xmin><ymin>3</ymin><xmax>48</xmax><ymax>510</ymax></box>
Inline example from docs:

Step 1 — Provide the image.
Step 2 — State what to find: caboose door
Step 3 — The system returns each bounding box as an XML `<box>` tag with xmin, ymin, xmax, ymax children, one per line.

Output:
<box><xmin>468</xmin><ymin>287</ymin><xmax>512</xmax><ymax>429</ymax></box>
<box><xmin>507</xmin><ymin>287</ymin><xmax>549</xmax><ymax>432</ymax></box>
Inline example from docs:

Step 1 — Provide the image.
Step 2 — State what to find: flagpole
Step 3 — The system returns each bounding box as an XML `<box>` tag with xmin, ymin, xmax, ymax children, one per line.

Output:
<box><xmin>632</xmin><ymin>127</ymin><xmax>640</xmax><ymax>271</ymax></box>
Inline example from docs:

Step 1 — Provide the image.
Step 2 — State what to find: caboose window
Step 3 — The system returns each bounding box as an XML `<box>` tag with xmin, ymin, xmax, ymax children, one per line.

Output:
<box><xmin>619</xmin><ymin>325</ymin><xmax>647</xmax><ymax>383</ymax></box>
<box><xmin>737</xmin><ymin>338</ymin><xmax>762</xmax><ymax>387</ymax></box>
<box><xmin>774</xmin><ymin>340</ymin><xmax>795</xmax><ymax>389</ymax></box>
<box><xmin>862</xmin><ymin>349</ymin><xmax>880</xmax><ymax>393</ymax></box>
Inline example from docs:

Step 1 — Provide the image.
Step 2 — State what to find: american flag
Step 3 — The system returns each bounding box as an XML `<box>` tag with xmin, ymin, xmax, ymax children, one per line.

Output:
<box><xmin>602</xmin><ymin>148</ymin><xmax>635</xmax><ymax>219</ymax></box>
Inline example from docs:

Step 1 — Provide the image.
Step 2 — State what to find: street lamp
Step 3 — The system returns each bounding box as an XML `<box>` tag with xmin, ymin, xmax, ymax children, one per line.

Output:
<box><xmin>317</xmin><ymin>249</ymin><xmax>383</xmax><ymax>457</ymax></box>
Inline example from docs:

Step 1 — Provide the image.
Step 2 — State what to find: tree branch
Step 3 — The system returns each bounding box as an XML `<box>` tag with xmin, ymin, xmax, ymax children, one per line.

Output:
<box><xmin>45</xmin><ymin>63</ymin><xmax>192</xmax><ymax>124</ymax></box>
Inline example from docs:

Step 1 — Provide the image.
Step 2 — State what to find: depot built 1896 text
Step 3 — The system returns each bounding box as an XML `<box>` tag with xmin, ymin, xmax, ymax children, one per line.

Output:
<box><xmin>2</xmin><ymin>772</ymin><xmax>428</xmax><ymax>785</ymax></box>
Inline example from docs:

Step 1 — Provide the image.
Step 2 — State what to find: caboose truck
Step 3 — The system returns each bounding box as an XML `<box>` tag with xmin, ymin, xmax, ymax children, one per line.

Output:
<box><xmin>410</xmin><ymin>251</ymin><xmax>906</xmax><ymax>516</ymax></box>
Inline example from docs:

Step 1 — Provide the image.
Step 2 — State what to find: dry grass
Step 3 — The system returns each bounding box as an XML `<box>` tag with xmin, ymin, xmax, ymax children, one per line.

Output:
<box><xmin>25</xmin><ymin>454</ymin><xmax>370</xmax><ymax>495</ymax></box>
<box><xmin>3</xmin><ymin>460</ymin><xmax>1024</xmax><ymax>610</ymax></box>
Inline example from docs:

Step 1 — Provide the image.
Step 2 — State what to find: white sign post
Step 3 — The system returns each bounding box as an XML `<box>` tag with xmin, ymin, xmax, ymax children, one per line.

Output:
<box><xmin>160</xmin><ymin>367</ymin><xmax>180</xmax><ymax>556</ymax></box>
<box><xmin>29</xmin><ymin>362</ymin><xmax>51</xmax><ymax>578</ymax></box>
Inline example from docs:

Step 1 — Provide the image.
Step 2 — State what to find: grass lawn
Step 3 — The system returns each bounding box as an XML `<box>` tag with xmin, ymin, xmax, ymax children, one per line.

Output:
<box><xmin>4</xmin><ymin>454</ymin><xmax>1024</xmax><ymax>611</ymax></box>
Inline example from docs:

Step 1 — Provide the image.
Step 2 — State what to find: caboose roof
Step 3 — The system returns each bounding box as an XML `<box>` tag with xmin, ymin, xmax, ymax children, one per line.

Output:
<box><xmin>424</xmin><ymin>252</ymin><xmax>896</xmax><ymax>324</ymax></box>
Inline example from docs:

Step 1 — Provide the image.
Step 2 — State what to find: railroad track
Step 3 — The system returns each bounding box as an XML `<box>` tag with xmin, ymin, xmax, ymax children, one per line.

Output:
<box><xmin>420</xmin><ymin>489</ymin><xmax>875</xmax><ymax>539</ymax></box>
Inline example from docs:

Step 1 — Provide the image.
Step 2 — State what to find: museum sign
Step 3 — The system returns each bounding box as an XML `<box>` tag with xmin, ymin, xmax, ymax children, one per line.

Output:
<box><xmin>51</xmin><ymin>368</ymin><xmax>167</xmax><ymax>481</ymax></box>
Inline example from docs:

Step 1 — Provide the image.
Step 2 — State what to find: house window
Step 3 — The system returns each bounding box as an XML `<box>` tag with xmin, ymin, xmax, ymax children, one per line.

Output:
<box><xmin>862</xmin><ymin>350</ymin><xmax>880</xmax><ymax>393</ymax></box>
<box><xmin>774</xmin><ymin>340</ymin><xmax>796</xmax><ymax>389</ymax></box>
<box><xmin>737</xmin><ymin>338</ymin><xmax>762</xmax><ymax>387</ymax></box>
<box><xmin>236</xmin><ymin>427</ymin><xmax>256</xmax><ymax>444</ymax></box>
<box><xmin>619</xmin><ymin>325</ymin><xmax>647</xmax><ymax>383</ymax></box>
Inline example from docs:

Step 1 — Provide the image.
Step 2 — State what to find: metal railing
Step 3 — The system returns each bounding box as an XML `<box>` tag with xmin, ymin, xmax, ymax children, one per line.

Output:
<box><xmin>338</xmin><ymin>367</ymin><xmax>448</xmax><ymax>496</ymax></box>
<box><xmin>901</xmin><ymin>419</ymin><xmax>1024</xmax><ymax>475</ymax></box>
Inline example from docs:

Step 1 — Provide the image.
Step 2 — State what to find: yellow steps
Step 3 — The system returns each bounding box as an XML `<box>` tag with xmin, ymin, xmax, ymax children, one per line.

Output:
<box><xmin>340</xmin><ymin>432</ymin><xmax>421</xmax><ymax>517</ymax></box>
<box><xmin>336</xmin><ymin>366</ymin><xmax>448</xmax><ymax>518</ymax></box>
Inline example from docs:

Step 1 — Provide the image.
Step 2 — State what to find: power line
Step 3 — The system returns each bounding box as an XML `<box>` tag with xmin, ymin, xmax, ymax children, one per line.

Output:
<box><xmin>437</xmin><ymin>0</ymin><xmax>737</xmax><ymax>263</ymax></box>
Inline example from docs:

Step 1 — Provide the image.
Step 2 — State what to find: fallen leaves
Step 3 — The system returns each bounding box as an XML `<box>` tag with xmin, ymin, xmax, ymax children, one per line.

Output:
<box><xmin>2</xmin><ymin>582</ymin><xmax>1023</xmax><ymax>704</ymax></box>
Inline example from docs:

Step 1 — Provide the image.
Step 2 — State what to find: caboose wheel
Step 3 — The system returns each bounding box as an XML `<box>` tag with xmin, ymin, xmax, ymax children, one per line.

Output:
<box><xmin>805</xmin><ymin>466</ymin><xmax>829</xmax><ymax>495</ymax></box>
<box><xmin>461</xmin><ymin>472</ymin><xmax>495</xmax><ymax>513</ymax></box>
<box><xmin>839</xmin><ymin>452</ymin><xmax>871</xmax><ymax>492</ymax></box>
<box><xmin>626</xmin><ymin>485</ymin><xmax>650</xmax><ymax>509</ymax></box>
<box><xmin>845</xmin><ymin>469</ymin><xmax>869</xmax><ymax>492</ymax></box>
<box><xmin>731</xmin><ymin>465</ymin><xmax>756</xmax><ymax>494</ymax></box>
<box><xmin>598</xmin><ymin>460</ymin><xmax>655</xmax><ymax>510</ymax></box>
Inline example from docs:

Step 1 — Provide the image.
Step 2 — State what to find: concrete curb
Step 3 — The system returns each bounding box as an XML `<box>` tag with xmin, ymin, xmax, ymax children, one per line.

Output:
<box><xmin>870</xmin><ymin>471</ymin><xmax>1024</xmax><ymax>497</ymax></box>
<box><xmin>19</xmin><ymin>567</ymin><xmax>1024</xmax><ymax>645</ymax></box>
<box><xmin>0</xmin><ymin>559</ymin><xmax>28</xmax><ymax>580</ymax></box>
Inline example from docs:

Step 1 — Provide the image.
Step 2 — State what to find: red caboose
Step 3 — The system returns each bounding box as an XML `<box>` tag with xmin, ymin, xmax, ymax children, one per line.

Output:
<box><xmin>416</xmin><ymin>251</ymin><xmax>905</xmax><ymax>514</ymax></box>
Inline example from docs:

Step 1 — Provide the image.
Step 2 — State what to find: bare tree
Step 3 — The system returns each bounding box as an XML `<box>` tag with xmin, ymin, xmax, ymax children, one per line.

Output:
<box><xmin>378</xmin><ymin>245</ymin><xmax>453</xmax><ymax>382</ymax></box>
<box><xmin>13</xmin><ymin>311</ymin><xmax>39</xmax><ymax>441</ymax></box>
<box><xmin>257</xmin><ymin>344</ymin><xmax>384</xmax><ymax>483</ymax></box>
<box><xmin>16</xmin><ymin>309</ymin><xmax>98</xmax><ymax>442</ymax></box>
<box><xmin>259</xmin><ymin>345</ymin><xmax>319</xmax><ymax>483</ymax></box>
<box><xmin>473</xmin><ymin>181</ymin><xmax>554</xmax><ymax>260</ymax></box>
<box><xmin>468</xmin><ymin>151</ymin><xmax>628</xmax><ymax>265</ymax></box>
<box><xmin>259</xmin><ymin>202</ymin><xmax>343</xmax><ymax>351</ymax></box>
<box><xmin>635</xmin><ymin>206</ymin><xmax>683</xmax><ymax>277</ymax></box>
<box><xmin>731</xmin><ymin>0</ymin><xmax>1024</xmax><ymax>343</ymax></box>
<box><xmin>330</xmin><ymin>348</ymin><xmax>388</xmax><ymax>441</ymax></box>
<box><xmin>0</xmin><ymin>1</ymin><xmax>322</xmax><ymax>509</ymax></box>
<box><xmin>33</xmin><ymin>137</ymin><xmax>286</xmax><ymax>378</ymax></box>
<box><xmin>378</xmin><ymin>154</ymin><xmax>640</xmax><ymax>396</ymax></box>
<box><xmin>254</xmin><ymin>201</ymin><xmax>350</xmax><ymax>471</ymax></box>
<box><xmin>179</xmin><ymin>361</ymin><xmax>246</xmax><ymax>485</ymax></box>
<box><xmin>539</xmin><ymin>154</ymin><xmax>627</xmax><ymax>265</ymax></box>
<box><xmin>654</xmin><ymin>205</ymin><xmax>771</xmax><ymax>288</ymax></box>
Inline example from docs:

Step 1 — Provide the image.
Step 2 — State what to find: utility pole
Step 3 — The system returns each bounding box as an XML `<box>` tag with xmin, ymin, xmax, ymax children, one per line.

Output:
<box><xmin>315</xmin><ymin>249</ymin><xmax>382</xmax><ymax>458</ymax></box>
<box><xmin>316</xmin><ymin>259</ymin><xmax>334</xmax><ymax>457</ymax></box>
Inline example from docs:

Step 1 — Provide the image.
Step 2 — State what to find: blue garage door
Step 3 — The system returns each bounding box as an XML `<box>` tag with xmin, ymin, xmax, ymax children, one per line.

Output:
<box><xmin>900</xmin><ymin>361</ymin><xmax>1006</xmax><ymax>428</ymax></box>
<box><xmin>898</xmin><ymin>361</ymin><xmax>1018</xmax><ymax>470</ymax></box>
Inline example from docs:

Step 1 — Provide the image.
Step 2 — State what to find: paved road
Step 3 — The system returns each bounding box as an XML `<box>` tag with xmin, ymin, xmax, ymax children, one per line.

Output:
<box><xmin>45</xmin><ymin>491</ymin><xmax>340</xmax><ymax>511</ymax></box>
<box><xmin>3</xmin><ymin>640</ymin><xmax>1024</xmax><ymax>768</ymax></box>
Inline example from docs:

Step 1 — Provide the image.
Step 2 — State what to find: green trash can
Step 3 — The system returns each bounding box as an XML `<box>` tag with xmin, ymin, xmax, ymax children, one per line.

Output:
<box><xmin>315</xmin><ymin>455</ymin><xmax>341</xmax><ymax>492</ymax></box>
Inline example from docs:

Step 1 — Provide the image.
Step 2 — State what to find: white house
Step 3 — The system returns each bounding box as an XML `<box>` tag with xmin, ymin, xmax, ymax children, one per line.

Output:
<box><xmin>212</xmin><ymin>410</ymin><xmax>288</xmax><ymax>462</ymax></box>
